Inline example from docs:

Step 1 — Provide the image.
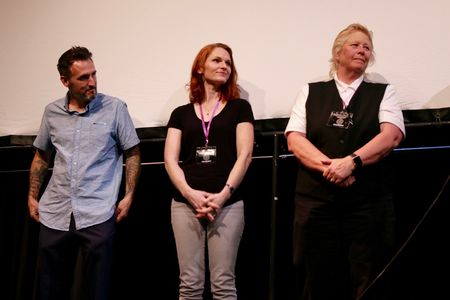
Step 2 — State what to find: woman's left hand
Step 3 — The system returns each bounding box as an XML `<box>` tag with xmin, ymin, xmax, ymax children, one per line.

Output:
<box><xmin>195</xmin><ymin>192</ymin><xmax>225</xmax><ymax>221</ymax></box>
<box><xmin>322</xmin><ymin>156</ymin><xmax>355</xmax><ymax>185</ymax></box>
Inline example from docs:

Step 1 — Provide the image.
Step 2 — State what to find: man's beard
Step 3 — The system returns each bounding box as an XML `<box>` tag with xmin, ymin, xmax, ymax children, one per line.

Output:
<box><xmin>84</xmin><ymin>88</ymin><xmax>97</xmax><ymax>100</ymax></box>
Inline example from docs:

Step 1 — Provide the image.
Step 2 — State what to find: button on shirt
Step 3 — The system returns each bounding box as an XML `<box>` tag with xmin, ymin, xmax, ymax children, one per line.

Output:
<box><xmin>33</xmin><ymin>93</ymin><xmax>140</xmax><ymax>231</ymax></box>
<box><xmin>285</xmin><ymin>74</ymin><xmax>406</xmax><ymax>136</ymax></box>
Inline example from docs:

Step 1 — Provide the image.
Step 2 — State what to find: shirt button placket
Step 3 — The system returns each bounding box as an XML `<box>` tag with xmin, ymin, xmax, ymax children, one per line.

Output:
<box><xmin>71</xmin><ymin>118</ymin><xmax>82</xmax><ymax>190</ymax></box>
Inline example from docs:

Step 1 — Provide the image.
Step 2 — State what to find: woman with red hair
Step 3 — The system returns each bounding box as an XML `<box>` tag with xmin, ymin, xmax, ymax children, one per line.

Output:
<box><xmin>164</xmin><ymin>43</ymin><xmax>254</xmax><ymax>300</ymax></box>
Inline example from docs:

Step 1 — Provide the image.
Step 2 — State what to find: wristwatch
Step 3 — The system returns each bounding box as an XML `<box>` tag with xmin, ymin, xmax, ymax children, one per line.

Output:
<box><xmin>350</xmin><ymin>153</ymin><xmax>362</xmax><ymax>170</ymax></box>
<box><xmin>225</xmin><ymin>183</ymin><xmax>235</xmax><ymax>194</ymax></box>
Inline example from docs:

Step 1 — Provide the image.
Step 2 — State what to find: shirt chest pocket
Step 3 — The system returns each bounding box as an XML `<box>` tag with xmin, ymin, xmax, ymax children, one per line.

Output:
<box><xmin>89</xmin><ymin>121</ymin><xmax>115</xmax><ymax>150</ymax></box>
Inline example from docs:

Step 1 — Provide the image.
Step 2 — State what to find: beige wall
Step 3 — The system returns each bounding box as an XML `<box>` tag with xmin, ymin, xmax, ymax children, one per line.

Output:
<box><xmin>0</xmin><ymin>0</ymin><xmax>449</xmax><ymax>136</ymax></box>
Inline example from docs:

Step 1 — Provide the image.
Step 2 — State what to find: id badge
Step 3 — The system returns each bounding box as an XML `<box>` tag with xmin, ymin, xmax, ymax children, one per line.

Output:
<box><xmin>196</xmin><ymin>146</ymin><xmax>217</xmax><ymax>164</ymax></box>
<box><xmin>326</xmin><ymin>110</ymin><xmax>354</xmax><ymax>129</ymax></box>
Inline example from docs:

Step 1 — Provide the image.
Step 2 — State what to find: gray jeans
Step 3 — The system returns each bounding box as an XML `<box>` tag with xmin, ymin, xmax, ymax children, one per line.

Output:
<box><xmin>171</xmin><ymin>199</ymin><xmax>245</xmax><ymax>300</ymax></box>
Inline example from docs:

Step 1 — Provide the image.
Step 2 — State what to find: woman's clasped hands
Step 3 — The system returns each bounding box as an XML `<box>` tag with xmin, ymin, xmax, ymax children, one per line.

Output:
<box><xmin>322</xmin><ymin>156</ymin><xmax>356</xmax><ymax>187</ymax></box>
<box><xmin>188</xmin><ymin>189</ymin><xmax>223</xmax><ymax>221</ymax></box>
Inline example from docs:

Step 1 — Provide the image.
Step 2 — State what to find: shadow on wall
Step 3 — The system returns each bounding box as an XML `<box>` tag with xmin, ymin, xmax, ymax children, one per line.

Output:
<box><xmin>160</xmin><ymin>85</ymin><xmax>190</xmax><ymax>123</ymax></box>
<box><xmin>425</xmin><ymin>84</ymin><xmax>450</xmax><ymax>108</ymax></box>
<box><xmin>158</xmin><ymin>80</ymin><xmax>266</xmax><ymax>122</ymax></box>
<box><xmin>238</xmin><ymin>80</ymin><xmax>266</xmax><ymax>120</ymax></box>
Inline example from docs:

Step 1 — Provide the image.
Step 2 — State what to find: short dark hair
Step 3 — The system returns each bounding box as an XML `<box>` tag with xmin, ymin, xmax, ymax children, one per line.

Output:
<box><xmin>57</xmin><ymin>46</ymin><xmax>93</xmax><ymax>78</ymax></box>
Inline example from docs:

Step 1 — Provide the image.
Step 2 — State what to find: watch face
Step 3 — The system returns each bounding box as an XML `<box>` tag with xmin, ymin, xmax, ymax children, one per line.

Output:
<box><xmin>226</xmin><ymin>184</ymin><xmax>234</xmax><ymax>194</ymax></box>
<box><xmin>351</xmin><ymin>154</ymin><xmax>362</xmax><ymax>168</ymax></box>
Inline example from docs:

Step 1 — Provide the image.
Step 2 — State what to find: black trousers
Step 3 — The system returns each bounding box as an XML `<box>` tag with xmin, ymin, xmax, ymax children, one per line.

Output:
<box><xmin>293</xmin><ymin>193</ymin><xmax>395</xmax><ymax>300</ymax></box>
<box><xmin>37</xmin><ymin>214</ymin><xmax>115</xmax><ymax>300</ymax></box>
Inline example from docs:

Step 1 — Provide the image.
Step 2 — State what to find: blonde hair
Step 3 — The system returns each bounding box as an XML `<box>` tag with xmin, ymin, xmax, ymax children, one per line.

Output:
<box><xmin>329</xmin><ymin>23</ymin><xmax>375</xmax><ymax>77</ymax></box>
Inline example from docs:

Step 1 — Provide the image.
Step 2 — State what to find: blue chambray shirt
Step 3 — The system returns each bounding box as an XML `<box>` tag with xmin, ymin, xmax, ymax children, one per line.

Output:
<box><xmin>33</xmin><ymin>93</ymin><xmax>140</xmax><ymax>231</ymax></box>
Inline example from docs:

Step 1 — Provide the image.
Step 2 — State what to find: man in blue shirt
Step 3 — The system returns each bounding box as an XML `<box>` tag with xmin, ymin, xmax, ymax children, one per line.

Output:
<box><xmin>28</xmin><ymin>46</ymin><xmax>141</xmax><ymax>300</ymax></box>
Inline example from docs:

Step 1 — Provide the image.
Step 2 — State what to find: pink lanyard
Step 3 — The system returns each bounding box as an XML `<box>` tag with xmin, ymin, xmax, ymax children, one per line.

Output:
<box><xmin>199</xmin><ymin>95</ymin><xmax>222</xmax><ymax>146</ymax></box>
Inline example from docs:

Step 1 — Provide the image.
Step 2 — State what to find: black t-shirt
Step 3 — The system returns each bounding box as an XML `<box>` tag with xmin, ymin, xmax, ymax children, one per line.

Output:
<box><xmin>167</xmin><ymin>98</ymin><xmax>254</xmax><ymax>206</ymax></box>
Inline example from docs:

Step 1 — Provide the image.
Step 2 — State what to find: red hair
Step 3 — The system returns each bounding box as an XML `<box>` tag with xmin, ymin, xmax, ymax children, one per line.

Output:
<box><xmin>189</xmin><ymin>43</ymin><xmax>240</xmax><ymax>103</ymax></box>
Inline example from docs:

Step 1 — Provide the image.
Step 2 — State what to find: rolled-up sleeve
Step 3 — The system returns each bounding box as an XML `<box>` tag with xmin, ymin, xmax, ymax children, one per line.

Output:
<box><xmin>379</xmin><ymin>84</ymin><xmax>406</xmax><ymax>137</ymax></box>
<box><xmin>285</xmin><ymin>84</ymin><xmax>309</xmax><ymax>136</ymax></box>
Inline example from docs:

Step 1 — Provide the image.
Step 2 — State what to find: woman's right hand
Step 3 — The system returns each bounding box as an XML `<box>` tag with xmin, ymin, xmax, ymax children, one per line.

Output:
<box><xmin>185</xmin><ymin>189</ymin><xmax>218</xmax><ymax>221</ymax></box>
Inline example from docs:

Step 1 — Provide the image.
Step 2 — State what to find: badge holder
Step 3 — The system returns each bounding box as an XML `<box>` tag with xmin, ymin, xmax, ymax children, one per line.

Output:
<box><xmin>196</xmin><ymin>146</ymin><xmax>217</xmax><ymax>164</ymax></box>
<box><xmin>326</xmin><ymin>110</ymin><xmax>354</xmax><ymax>129</ymax></box>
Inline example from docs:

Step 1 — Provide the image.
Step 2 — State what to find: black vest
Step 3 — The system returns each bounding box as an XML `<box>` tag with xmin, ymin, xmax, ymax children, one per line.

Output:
<box><xmin>295</xmin><ymin>80</ymin><xmax>395</xmax><ymax>201</ymax></box>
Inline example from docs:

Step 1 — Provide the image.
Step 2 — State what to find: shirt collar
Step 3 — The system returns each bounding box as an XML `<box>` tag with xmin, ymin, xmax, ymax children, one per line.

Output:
<box><xmin>64</xmin><ymin>93</ymin><xmax>99</xmax><ymax>114</ymax></box>
<box><xmin>333</xmin><ymin>73</ymin><xmax>364</xmax><ymax>92</ymax></box>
